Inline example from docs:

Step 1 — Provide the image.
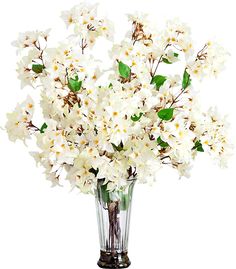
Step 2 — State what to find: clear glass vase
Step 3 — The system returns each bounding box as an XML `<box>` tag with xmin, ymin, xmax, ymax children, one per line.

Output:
<box><xmin>95</xmin><ymin>179</ymin><xmax>136</xmax><ymax>268</ymax></box>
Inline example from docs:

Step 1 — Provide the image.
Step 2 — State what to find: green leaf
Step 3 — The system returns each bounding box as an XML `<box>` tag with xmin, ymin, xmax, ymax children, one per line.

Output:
<box><xmin>68</xmin><ymin>78</ymin><xmax>82</xmax><ymax>92</ymax></box>
<box><xmin>151</xmin><ymin>75</ymin><xmax>167</xmax><ymax>89</ymax></box>
<box><xmin>131</xmin><ymin>112</ymin><xmax>143</xmax><ymax>122</ymax></box>
<box><xmin>40</xmin><ymin>122</ymin><xmax>48</xmax><ymax>134</ymax></box>
<box><xmin>119</xmin><ymin>193</ymin><xmax>130</xmax><ymax>211</ymax></box>
<box><xmin>111</xmin><ymin>142</ymin><xmax>124</xmax><ymax>152</ymax></box>
<box><xmin>157</xmin><ymin>108</ymin><xmax>174</xmax><ymax>121</ymax></box>
<box><xmin>108</xmin><ymin>83</ymin><xmax>113</xmax><ymax>88</ymax></box>
<box><xmin>74</xmin><ymin>74</ymin><xmax>79</xmax><ymax>81</ymax></box>
<box><xmin>174</xmin><ymin>52</ymin><xmax>179</xmax><ymax>57</ymax></box>
<box><xmin>192</xmin><ymin>140</ymin><xmax>204</xmax><ymax>152</ymax></box>
<box><xmin>182</xmin><ymin>69</ymin><xmax>191</xmax><ymax>89</ymax></box>
<box><xmin>120</xmin><ymin>185</ymin><xmax>135</xmax><ymax>211</ymax></box>
<box><xmin>32</xmin><ymin>64</ymin><xmax>44</xmax><ymax>74</ymax></box>
<box><xmin>157</xmin><ymin>136</ymin><xmax>169</xmax><ymax>148</ymax></box>
<box><xmin>162</xmin><ymin>58</ymin><xmax>172</xmax><ymax>64</ymax></box>
<box><xmin>118</xmin><ymin>61</ymin><xmax>131</xmax><ymax>79</ymax></box>
<box><xmin>100</xmin><ymin>183</ymin><xmax>111</xmax><ymax>204</ymax></box>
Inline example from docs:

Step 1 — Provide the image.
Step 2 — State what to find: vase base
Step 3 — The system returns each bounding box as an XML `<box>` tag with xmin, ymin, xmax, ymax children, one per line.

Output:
<box><xmin>97</xmin><ymin>250</ymin><xmax>131</xmax><ymax>268</ymax></box>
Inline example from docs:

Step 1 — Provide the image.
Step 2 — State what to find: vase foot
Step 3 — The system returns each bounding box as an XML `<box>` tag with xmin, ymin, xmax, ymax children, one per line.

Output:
<box><xmin>97</xmin><ymin>250</ymin><xmax>131</xmax><ymax>268</ymax></box>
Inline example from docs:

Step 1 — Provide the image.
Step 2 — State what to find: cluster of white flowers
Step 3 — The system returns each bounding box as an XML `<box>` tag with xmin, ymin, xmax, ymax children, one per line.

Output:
<box><xmin>6</xmin><ymin>3</ymin><xmax>232</xmax><ymax>194</ymax></box>
<box><xmin>61</xmin><ymin>3</ymin><xmax>113</xmax><ymax>48</ymax></box>
<box><xmin>6</xmin><ymin>96</ymin><xmax>35</xmax><ymax>142</ymax></box>
<box><xmin>187</xmin><ymin>42</ymin><xmax>229</xmax><ymax>78</ymax></box>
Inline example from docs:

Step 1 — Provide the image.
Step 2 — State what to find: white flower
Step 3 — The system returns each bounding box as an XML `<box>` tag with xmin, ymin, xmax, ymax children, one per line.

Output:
<box><xmin>12</xmin><ymin>29</ymin><xmax>50</xmax><ymax>53</ymax></box>
<box><xmin>5</xmin><ymin>96</ymin><xmax>35</xmax><ymax>142</ymax></box>
<box><xmin>187</xmin><ymin>41</ymin><xmax>229</xmax><ymax>79</ymax></box>
<box><xmin>62</xmin><ymin>3</ymin><xmax>113</xmax><ymax>48</ymax></box>
<box><xmin>195</xmin><ymin>107</ymin><xmax>232</xmax><ymax>166</ymax></box>
<box><xmin>160</xmin><ymin>18</ymin><xmax>193</xmax><ymax>55</ymax></box>
<box><xmin>6</xmin><ymin>4</ymin><xmax>231</xmax><ymax>194</ymax></box>
<box><xmin>16</xmin><ymin>48</ymin><xmax>42</xmax><ymax>88</ymax></box>
<box><xmin>61</xmin><ymin>6</ymin><xmax>79</xmax><ymax>28</ymax></box>
<box><xmin>177</xmin><ymin>162</ymin><xmax>192</xmax><ymax>178</ymax></box>
<box><xmin>97</xmin><ymin>18</ymin><xmax>114</xmax><ymax>41</ymax></box>
<box><xmin>66</xmin><ymin>148</ymin><xmax>102</xmax><ymax>193</ymax></box>
<box><xmin>127</xmin><ymin>12</ymin><xmax>149</xmax><ymax>25</ymax></box>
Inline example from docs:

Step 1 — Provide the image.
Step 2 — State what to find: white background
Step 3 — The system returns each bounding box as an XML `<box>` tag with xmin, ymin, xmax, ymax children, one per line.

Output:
<box><xmin>0</xmin><ymin>0</ymin><xmax>236</xmax><ymax>268</ymax></box>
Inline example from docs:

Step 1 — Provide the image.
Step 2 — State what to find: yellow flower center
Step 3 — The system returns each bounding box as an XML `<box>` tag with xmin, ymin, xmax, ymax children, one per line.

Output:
<box><xmin>69</xmin><ymin>17</ymin><xmax>73</xmax><ymax>24</ymax></box>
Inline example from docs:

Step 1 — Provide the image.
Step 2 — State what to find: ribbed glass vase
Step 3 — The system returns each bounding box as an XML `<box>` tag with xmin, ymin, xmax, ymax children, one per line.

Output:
<box><xmin>95</xmin><ymin>179</ymin><xmax>136</xmax><ymax>268</ymax></box>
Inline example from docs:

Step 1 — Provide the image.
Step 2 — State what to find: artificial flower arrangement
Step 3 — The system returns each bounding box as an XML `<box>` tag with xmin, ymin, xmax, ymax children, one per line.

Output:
<box><xmin>6</xmin><ymin>2</ymin><xmax>231</xmax><ymax>268</ymax></box>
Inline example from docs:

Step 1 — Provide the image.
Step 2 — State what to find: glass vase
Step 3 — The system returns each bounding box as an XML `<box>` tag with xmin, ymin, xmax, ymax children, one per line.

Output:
<box><xmin>95</xmin><ymin>179</ymin><xmax>136</xmax><ymax>268</ymax></box>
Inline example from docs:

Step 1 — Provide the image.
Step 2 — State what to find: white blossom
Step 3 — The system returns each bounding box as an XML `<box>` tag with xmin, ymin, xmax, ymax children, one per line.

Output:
<box><xmin>6</xmin><ymin>4</ymin><xmax>232</xmax><ymax>193</ymax></box>
<box><xmin>187</xmin><ymin>42</ymin><xmax>229</xmax><ymax>79</ymax></box>
<box><xmin>5</xmin><ymin>96</ymin><xmax>35</xmax><ymax>142</ymax></box>
<box><xmin>61</xmin><ymin>3</ymin><xmax>114</xmax><ymax>48</ymax></box>
<box><xmin>12</xmin><ymin>29</ymin><xmax>50</xmax><ymax>53</ymax></box>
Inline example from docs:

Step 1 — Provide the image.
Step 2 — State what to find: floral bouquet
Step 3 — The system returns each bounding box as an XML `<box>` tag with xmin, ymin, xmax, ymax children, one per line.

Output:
<box><xmin>5</xmin><ymin>2</ymin><xmax>232</xmax><ymax>268</ymax></box>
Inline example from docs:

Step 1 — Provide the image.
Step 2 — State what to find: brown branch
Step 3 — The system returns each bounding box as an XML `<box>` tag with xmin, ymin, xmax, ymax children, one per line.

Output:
<box><xmin>80</xmin><ymin>38</ymin><xmax>88</xmax><ymax>54</ymax></box>
<box><xmin>157</xmin><ymin>67</ymin><xmax>190</xmax><ymax>127</ymax></box>
<box><xmin>27</xmin><ymin>121</ymin><xmax>40</xmax><ymax>132</ymax></box>
<box><xmin>196</xmin><ymin>43</ymin><xmax>208</xmax><ymax>61</ymax></box>
<box><xmin>168</xmin><ymin>67</ymin><xmax>191</xmax><ymax>108</ymax></box>
<box><xmin>151</xmin><ymin>44</ymin><xmax>170</xmax><ymax>77</ymax></box>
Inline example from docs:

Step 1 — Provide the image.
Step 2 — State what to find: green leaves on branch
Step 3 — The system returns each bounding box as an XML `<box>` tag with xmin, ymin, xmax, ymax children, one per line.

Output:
<box><xmin>32</xmin><ymin>64</ymin><xmax>44</xmax><ymax>74</ymax></box>
<box><xmin>119</xmin><ymin>193</ymin><xmax>130</xmax><ymax>211</ymax></box>
<box><xmin>118</xmin><ymin>61</ymin><xmax>131</xmax><ymax>79</ymax></box>
<box><xmin>68</xmin><ymin>74</ymin><xmax>82</xmax><ymax>92</ymax></box>
<box><xmin>157</xmin><ymin>136</ymin><xmax>169</xmax><ymax>148</ymax></box>
<box><xmin>69</xmin><ymin>79</ymin><xmax>82</xmax><ymax>92</ymax></box>
<box><xmin>182</xmin><ymin>69</ymin><xmax>191</xmax><ymax>89</ymax></box>
<box><xmin>162</xmin><ymin>58</ymin><xmax>172</xmax><ymax>64</ymax></box>
<box><xmin>100</xmin><ymin>183</ymin><xmax>111</xmax><ymax>204</ymax></box>
<box><xmin>157</xmin><ymin>108</ymin><xmax>174</xmax><ymax>121</ymax></box>
<box><xmin>40</xmin><ymin>122</ymin><xmax>48</xmax><ymax>134</ymax></box>
<box><xmin>162</xmin><ymin>53</ymin><xmax>178</xmax><ymax>64</ymax></box>
<box><xmin>131</xmin><ymin>112</ymin><xmax>143</xmax><ymax>122</ymax></box>
<box><xmin>192</xmin><ymin>140</ymin><xmax>204</xmax><ymax>152</ymax></box>
<box><xmin>151</xmin><ymin>75</ymin><xmax>167</xmax><ymax>89</ymax></box>
<box><xmin>112</xmin><ymin>141</ymin><xmax>124</xmax><ymax>152</ymax></box>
